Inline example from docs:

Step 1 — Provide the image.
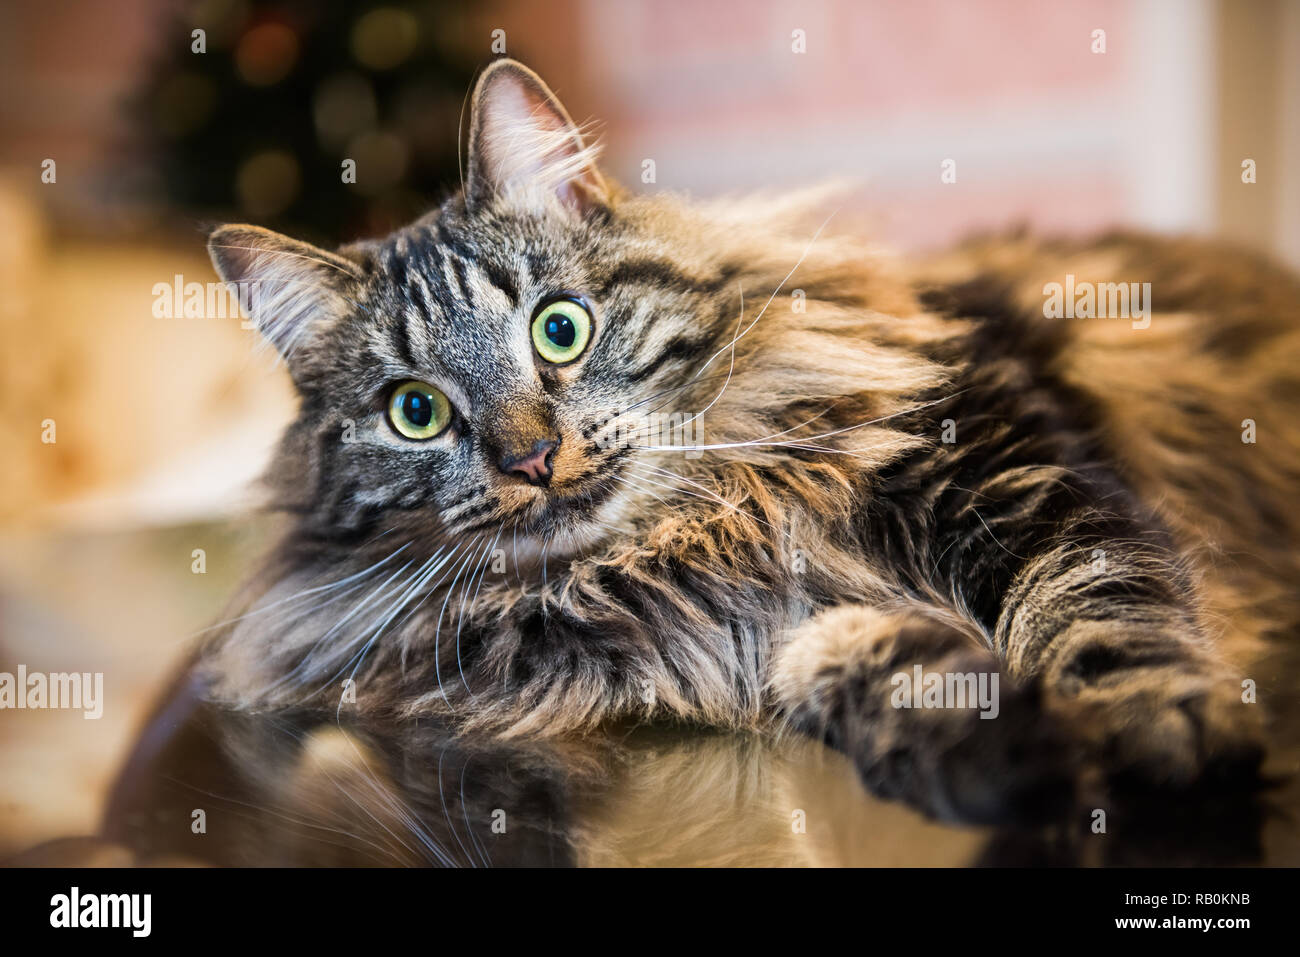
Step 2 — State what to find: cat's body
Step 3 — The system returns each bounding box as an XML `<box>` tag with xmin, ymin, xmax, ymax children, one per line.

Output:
<box><xmin>202</xmin><ymin>60</ymin><xmax>1297</xmax><ymax>823</ymax></box>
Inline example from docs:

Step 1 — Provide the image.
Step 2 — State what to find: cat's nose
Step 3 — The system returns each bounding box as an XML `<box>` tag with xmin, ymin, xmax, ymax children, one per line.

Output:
<box><xmin>498</xmin><ymin>438</ymin><xmax>559</xmax><ymax>487</ymax></box>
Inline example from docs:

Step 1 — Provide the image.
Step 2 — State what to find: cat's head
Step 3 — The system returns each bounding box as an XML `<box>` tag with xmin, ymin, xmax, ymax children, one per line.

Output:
<box><xmin>209</xmin><ymin>60</ymin><xmax>746</xmax><ymax>558</ymax></box>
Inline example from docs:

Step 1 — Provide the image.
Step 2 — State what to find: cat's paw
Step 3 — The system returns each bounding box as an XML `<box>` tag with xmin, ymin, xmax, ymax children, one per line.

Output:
<box><xmin>1045</xmin><ymin>664</ymin><xmax>1265</xmax><ymax>791</ymax></box>
<box><xmin>774</xmin><ymin>606</ymin><xmax>1079</xmax><ymax>825</ymax></box>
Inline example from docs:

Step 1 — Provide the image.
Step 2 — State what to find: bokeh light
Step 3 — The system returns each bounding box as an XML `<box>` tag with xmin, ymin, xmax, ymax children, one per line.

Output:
<box><xmin>313</xmin><ymin>72</ymin><xmax>379</xmax><ymax>151</ymax></box>
<box><xmin>235</xmin><ymin>21</ymin><xmax>300</xmax><ymax>86</ymax></box>
<box><xmin>350</xmin><ymin>8</ymin><xmax>420</xmax><ymax>70</ymax></box>
<box><xmin>344</xmin><ymin>130</ymin><xmax>410</xmax><ymax>195</ymax></box>
<box><xmin>235</xmin><ymin>149</ymin><xmax>301</xmax><ymax>217</ymax></box>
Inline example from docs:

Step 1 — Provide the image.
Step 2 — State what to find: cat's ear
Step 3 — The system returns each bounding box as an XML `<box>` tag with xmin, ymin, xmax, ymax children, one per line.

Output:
<box><xmin>207</xmin><ymin>224</ymin><xmax>364</xmax><ymax>359</ymax></box>
<box><xmin>466</xmin><ymin>58</ymin><xmax>608</xmax><ymax>216</ymax></box>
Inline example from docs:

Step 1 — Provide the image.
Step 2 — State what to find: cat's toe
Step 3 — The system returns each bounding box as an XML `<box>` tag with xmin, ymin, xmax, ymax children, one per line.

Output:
<box><xmin>1050</xmin><ymin>672</ymin><xmax>1265</xmax><ymax>791</ymax></box>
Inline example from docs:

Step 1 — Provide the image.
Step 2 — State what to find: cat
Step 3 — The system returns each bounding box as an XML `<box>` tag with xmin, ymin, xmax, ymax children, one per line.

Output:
<box><xmin>200</xmin><ymin>58</ymin><xmax>1299</xmax><ymax>824</ymax></box>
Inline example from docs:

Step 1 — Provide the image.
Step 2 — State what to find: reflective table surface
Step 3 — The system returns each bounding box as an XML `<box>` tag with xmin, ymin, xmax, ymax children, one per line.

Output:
<box><xmin>14</xmin><ymin>666</ymin><xmax>1295</xmax><ymax>868</ymax></box>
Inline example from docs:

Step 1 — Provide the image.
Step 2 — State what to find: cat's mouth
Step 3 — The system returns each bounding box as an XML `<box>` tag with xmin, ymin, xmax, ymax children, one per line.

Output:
<box><xmin>528</xmin><ymin>477</ymin><xmax>617</xmax><ymax>532</ymax></box>
<box><xmin>514</xmin><ymin>458</ymin><xmax>628</xmax><ymax>546</ymax></box>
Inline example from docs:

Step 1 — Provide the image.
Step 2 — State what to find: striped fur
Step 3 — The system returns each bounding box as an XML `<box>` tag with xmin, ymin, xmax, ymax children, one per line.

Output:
<box><xmin>201</xmin><ymin>60</ymin><xmax>1295</xmax><ymax>822</ymax></box>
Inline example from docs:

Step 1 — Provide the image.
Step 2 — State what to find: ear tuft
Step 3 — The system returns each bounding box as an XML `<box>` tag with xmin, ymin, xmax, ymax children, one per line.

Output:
<box><xmin>466</xmin><ymin>59</ymin><xmax>608</xmax><ymax>215</ymax></box>
<box><xmin>207</xmin><ymin>225</ymin><xmax>362</xmax><ymax>359</ymax></box>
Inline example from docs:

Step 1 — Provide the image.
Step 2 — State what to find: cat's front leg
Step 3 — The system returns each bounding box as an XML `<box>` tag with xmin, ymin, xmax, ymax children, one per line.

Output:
<box><xmin>772</xmin><ymin>604</ymin><xmax>1080</xmax><ymax>824</ymax></box>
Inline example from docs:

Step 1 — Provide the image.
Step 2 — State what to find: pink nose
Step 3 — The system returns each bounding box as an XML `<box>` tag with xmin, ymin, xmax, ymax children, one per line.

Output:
<box><xmin>498</xmin><ymin>439</ymin><xmax>559</xmax><ymax>487</ymax></box>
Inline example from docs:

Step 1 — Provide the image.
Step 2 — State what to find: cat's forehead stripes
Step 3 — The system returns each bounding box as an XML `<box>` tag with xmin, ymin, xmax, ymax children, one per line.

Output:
<box><xmin>373</xmin><ymin>218</ymin><xmax>548</xmax><ymax>328</ymax></box>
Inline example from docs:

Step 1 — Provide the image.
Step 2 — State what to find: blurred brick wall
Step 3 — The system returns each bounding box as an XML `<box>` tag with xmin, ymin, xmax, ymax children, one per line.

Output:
<box><xmin>517</xmin><ymin>0</ymin><xmax>1186</xmax><ymax>249</ymax></box>
<box><xmin>498</xmin><ymin>0</ymin><xmax>1293</xmax><ymax>263</ymax></box>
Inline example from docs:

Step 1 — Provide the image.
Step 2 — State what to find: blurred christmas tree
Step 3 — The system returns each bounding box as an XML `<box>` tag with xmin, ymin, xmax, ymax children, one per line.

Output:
<box><xmin>135</xmin><ymin>0</ymin><xmax>480</xmax><ymax>242</ymax></box>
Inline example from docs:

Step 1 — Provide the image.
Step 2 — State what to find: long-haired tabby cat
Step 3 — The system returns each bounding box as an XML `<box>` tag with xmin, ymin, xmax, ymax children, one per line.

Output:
<box><xmin>202</xmin><ymin>58</ymin><xmax>1298</xmax><ymax>824</ymax></box>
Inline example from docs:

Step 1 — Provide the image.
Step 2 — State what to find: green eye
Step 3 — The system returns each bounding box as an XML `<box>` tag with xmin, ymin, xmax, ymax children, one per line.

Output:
<box><xmin>387</xmin><ymin>381</ymin><xmax>452</xmax><ymax>440</ymax></box>
<box><xmin>531</xmin><ymin>297</ymin><xmax>592</xmax><ymax>364</ymax></box>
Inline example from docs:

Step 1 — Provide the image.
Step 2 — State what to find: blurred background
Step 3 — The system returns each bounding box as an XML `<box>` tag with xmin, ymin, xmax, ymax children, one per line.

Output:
<box><xmin>1</xmin><ymin>0</ymin><xmax>1297</xmax><ymax>858</ymax></box>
